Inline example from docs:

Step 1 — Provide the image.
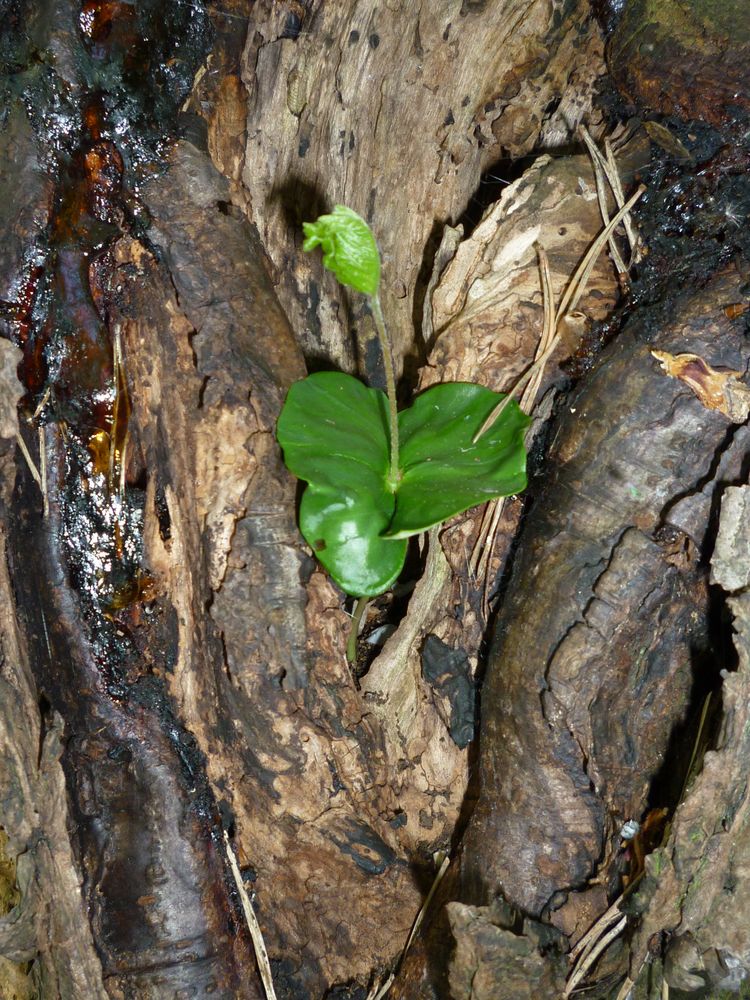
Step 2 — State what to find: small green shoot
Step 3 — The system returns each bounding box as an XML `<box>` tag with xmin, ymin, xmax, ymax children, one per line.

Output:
<box><xmin>277</xmin><ymin>206</ymin><xmax>529</xmax><ymax>600</ymax></box>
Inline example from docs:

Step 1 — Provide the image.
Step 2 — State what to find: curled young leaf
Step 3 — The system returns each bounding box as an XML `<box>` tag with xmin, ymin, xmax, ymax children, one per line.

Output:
<box><xmin>302</xmin><ymin>205</ymin><xmax>380</xmax><ymax>296</ymax></box>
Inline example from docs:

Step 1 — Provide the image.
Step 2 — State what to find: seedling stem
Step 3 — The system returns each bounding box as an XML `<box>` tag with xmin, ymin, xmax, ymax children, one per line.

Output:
<box><xmin>371</xmin><ymin>292</ymin><xmax>400</xmax><ymax>489</ymax></box>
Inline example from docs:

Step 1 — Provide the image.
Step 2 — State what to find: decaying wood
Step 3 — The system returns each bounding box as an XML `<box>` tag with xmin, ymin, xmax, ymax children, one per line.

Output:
<box><xmin>359</xmin><ymin>147</ymin><xmax>632</xmax><ymax>853</ymax></box>
<box><xmin>117</xmin><ymin>140</ymin><xmax>422</xmax><ymax>995</ymax></box>
<box><xmin>3</xmin><ymin>0</ymin><xmax>749</xmax><ymax>995</ymax></box>
<box><xmin>463</xmin><ymin>264</ymin><xmax>749</xmax><ymax>906</ymax></box>
<box><xmin>393</xmin><ymin>266</ymin><xmax>750</xmax><ymax>998</ymax></box>
<box><xmin>623</xmin><ymin>485</ymin><xmax>750</xmax><ymax>995</ymax></box>
<box><xmin>0</xmin><ymin>344</ymin><xmax>108</xmax><ymax>999</ymax></box>
<box><xmin>240</xmin><ymin>0</ymin><xmax>606</xmax><ymax>375</ymax></box>
<box><xmin>446</xmin><ymin>898</ymin><xmax>567</xmax><ymax>1000</ymax></box>
<box><xmin>608</xmin><ymin>0</ymin><xmax>750</xmax><ymax>127</ymax></box>
<box><xmin>132</xmin><ymin>5</ymin><xmax>616</xmax><ymax>995</ymax></box>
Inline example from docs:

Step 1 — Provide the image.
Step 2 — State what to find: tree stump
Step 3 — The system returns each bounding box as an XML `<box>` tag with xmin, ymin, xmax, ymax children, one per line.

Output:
<box><xmin>1</xmin><ymin>1</ymin><xmax>749</xmax><ymax>998</ymax></box>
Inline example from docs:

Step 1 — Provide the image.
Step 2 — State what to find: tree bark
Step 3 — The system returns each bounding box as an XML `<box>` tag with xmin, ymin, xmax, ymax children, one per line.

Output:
<box><xmin>1</xmin><ymin>0</ymin><xmax>749</xmax><ymax>998</ymax></box>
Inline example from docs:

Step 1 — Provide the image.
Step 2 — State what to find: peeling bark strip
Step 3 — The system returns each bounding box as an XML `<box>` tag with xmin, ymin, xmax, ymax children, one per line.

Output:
<box><xmin>0</xmin><ymin>0</ymin><xmax>264</xmax><ymax>995</ymax></box>
<box><xmin>651</xmin><ymin>349</ymin><xmax>750</xmax><ymax>423</ymax></box>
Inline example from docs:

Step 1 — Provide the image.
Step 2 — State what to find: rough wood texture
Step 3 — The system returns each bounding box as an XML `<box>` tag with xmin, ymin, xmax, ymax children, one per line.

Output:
<box><xmin>462</xmin><ymin>266</ymin><xmax>748</xmax><ymax>914</ymax></box>
<box><xmin>0</xmin><ymin>0</ymin><xmax>445</xmax><ymax>992</ymax></box>
<box><xmin>240</xmin><ymin>0</ymin><xmax>605</xmax><ymax>375</ymax></box>
<box><xmin>0</xmin><ymin>1</ymin><xmax>264</xmax><ymax>996</ymax></box>
<box><xmin>625</xmin><ymin>485</ymin><xmax>750</xmax><ymax>994</ymax></box>
<box><xmin>393</xmin><ymin>267</ymin><xmax>750</xmax><ymax>998</ymax></box>
<box><xmin>446</xmin><ymin>899</ymin><xmax>566</xmax><ymax>999</ymax></box>
<box><xmin>0</xmin><ymin>345</ymin><xmax>108</xmax><ymax>999</ymax></box>
<box><xmin>608</xmin><ymin>0</ymin><xmax>750</xmax><ymax>126</ymax></box>
<box><xmin>4</xmin><ymin>0</ymin><xmax>748</xmax><ymax>995</ymax></box>
<box><xmin>118</xmin><ymin>142</ymin><xmax>422</xmax><ymax>995</ymax></box>
<box><xmin>359</xmin><ymin>147</ymin><xmax>628</xmax><ymax>854</ymax></box>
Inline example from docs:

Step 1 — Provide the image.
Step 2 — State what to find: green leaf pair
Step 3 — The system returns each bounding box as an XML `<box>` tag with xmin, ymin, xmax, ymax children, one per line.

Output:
<box><xmin>277</xmin><ymin>372</ymin><xmax>529</xmax><ymax>597</ymax></box>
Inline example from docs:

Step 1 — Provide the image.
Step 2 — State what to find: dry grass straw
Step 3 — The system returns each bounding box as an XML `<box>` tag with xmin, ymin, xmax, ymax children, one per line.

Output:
<box><xmin>471</xmin><ymin>185</ymin><xmax>644</xmax><ymax>445</ymax></box>
<box><xmin>38</xmin><ymin>425</ymin><xmax>48</xmax><ymax>517</ymax></box>
<box><xmin>468</xmin><ymin>141</ymin><xmax>645</xmax><ymax>589</ymax></box>
<box><xmin>564</xmin><ymin>912</ymin><xmax>628</xmax><ymax>997</ymax></box>
<box><xmin>15</xmin><ymin>428</ymin><xmax>49</xmax><ymax>518</ymax></box>
<box><xmin>111</xmin><ymin>325</ymin><xmax>130</xmax><ymax>499</ymax></box>
<box><xmin>223</xmin><ymin>830</ymin><xmax>278</xmax><ymax>1000</ymax></box>
<box><xmin>15</xmin><ymin>432</ymin><xmax>41</xmax><ymax>490</ymax></box>
<box><xmin>579</xmin><ymin>126</ymin><xmax>642</xmax><ymax>269</ymax></box>
<box><xmin>563</xmin><ymin>887</ymin><xmax>636</xmax><ymax>998</ymax></box>
<box><xmin>469</xmin><ymin>244</ymin><xmax>556</xmax><ymax>584</ymax></box>
<box><xmin>367</xmin><ymin>854</ymin><xmax>451</xmax><ymax>999</ymax></box>
<box><xmin>614</xmin><ymin>974</ymin><xmax>635</xmax><ymax>1000</ymax></box>
<box><xmin>579</xmin><ymin>129</ymin><xmax>628</xmax><ymax>282</ymax></box>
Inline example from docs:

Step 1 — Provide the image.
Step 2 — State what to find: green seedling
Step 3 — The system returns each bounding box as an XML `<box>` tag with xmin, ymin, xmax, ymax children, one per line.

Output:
<box><xmin>277</xmin><ymin>205</ymin><xmax>529</xmax><ymax>599</ymax></box>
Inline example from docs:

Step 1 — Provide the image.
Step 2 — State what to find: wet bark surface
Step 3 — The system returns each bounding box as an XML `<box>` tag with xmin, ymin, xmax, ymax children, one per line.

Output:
<box><xmin>1</xmin><ymin>1</ymin><xmax>750</xmax><ymax>998</ymax></box>
<box><xmin>0</xmin><ymin>0</ymin><xmax>265</xmax><ymax>996</ymax></box>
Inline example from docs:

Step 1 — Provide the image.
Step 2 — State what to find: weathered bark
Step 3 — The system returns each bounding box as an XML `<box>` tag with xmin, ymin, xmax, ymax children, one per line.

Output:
<box><xmin>609</xmin><ymin>0</ymin><xmax>750</xmax><ymax>126</ymax></box>
<box><xmin>9</xmin><ymin>0</ymin><xmax>606</xmax><ymax>993</ymax></box>
<box><xmin>461</xmin><ymin>265</ymin><xmax>748</xmax><ymax>917</ymax></box>
<box><xmin>0</xmin><ymin>343</ymin><xmax>108</xmax><ymax>998</ymax></box>
<box><xmin>393</xmin><ymin>269</ymin><xmax>750</xmax><ymax>1000</ymax></box>
<box><xmin>0</xmin><ymin>1</ymin><xmax>266</xmax><ymax>995</ymax></box>
<box><xmin>117</xmin><ymin>144</ymin><xmax>422</xmax><ymax>995</ymax></box>
<box><xmin>358</xmin><ymin>147</ymin><xmax>628</xmax><ymax>849</ymax></box>
<box><xmin>391</xmin><ymin>2</ymin><xmax>750</xmax><ymax>995</ymax></box>
<box><xmin>613</xmin><ymin>483</ymin><xmax>750</xmax><ymax>995</ymax></box>
<box><xmin>240</xmin><ymin>0</ymin><xmax>605</xmax><ymax>375</ymax></box>
<box><xmin>2</xmin><ymin>0</ymin><xmax>750</xmax><ymax>997</ymax></box>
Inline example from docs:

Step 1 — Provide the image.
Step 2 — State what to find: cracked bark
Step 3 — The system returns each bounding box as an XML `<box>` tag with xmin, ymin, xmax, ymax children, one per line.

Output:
<box><xmin>394</xmin><ymin>268</ymin><xmax>750</xmax><ymax>998</ymax></box>
<box><xmin>2</xmin><ymin>0</ymin><xmax>749</xmax><ymax>997</ymax></box>
<box><xmin>4</xmin><ymin>0</ymin><xmax>601</xmax><ymax>994</ymax></box>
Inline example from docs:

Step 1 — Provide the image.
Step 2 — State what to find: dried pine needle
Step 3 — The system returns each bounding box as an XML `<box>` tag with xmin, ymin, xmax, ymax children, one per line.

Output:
<box><xmin>452</xmin><ymin>137</ymin><xmax>645</xmax><ymax>614</ymax></box>
<box><xmin>15</xmin><ymin>432</ymin><xmax>42</xmax><ymax>489</ymax></box>
<box><xmin>370</xmin><ymin>854</ymin><xmax>451</xmax><ymax>999</ymax></box>
<box><xmin>604</xmin><ymin>138</ymin><xmax>641</xmax><ymax>262</ymax></box>
<box><xmin>563</xmin><ymin>913</ymin><xmax>627</xmax><ymax>997</ymax></box>
<box><xmin>579</xmin><ymin>127</ymin><xmax>629</xmax><ymax>280</ymax></box>
<box><xmin>477</xmin><ymin>183</ymin><xmax>645</xmax><ymax>447</ymax></box>
<box><xmin>470</xmin><ymin>245</ymin><xmax>556</xmax><ymax>581</ymax></box>
<box><xmin>223</xmin><ymin>830</ymin><xmax>278</xmax><ymax>1000</ymax></box>
<box><xmin>555</xmin><ymin>185</ymin><xmax>644</xmax><ymax>323</ymax></box>
<box><xmin>614</xmin><ymin>975</ymin><xmax>635</xmax><ymax>1000</ymax></box>
<box><xmin>39</xmin><ymin>425</ymin><xmax>49</xmax><ymax>517</ymax></box>
<box><xmin>366</xmin><ymin>972</ymin><xmax>395</xmax><ymax>1000</ymax></box>
<box><xmin>521</xmin><ymin>245</ymin><xmax>556</xmax><ymax>411</ymax></box>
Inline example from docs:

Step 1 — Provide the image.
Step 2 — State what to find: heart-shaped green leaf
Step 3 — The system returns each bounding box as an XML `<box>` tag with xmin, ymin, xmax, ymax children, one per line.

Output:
<box><xmin>277</xmin><ymin>373</ymin><xmax>529</xmax><ymax>597</ymax></box>
<box><xmin>385</xmin><ymin>382</ymin><xmax>530</xmax><ymax>538</ymax></box>
<box><xmin>302</xmin><ymin>206</ymin><xmax>380</xmax><ymax>295</ymax></box>
<box><xmin>277</xmin><ymin>372</ymin><xmax>407</xmax><ymax>597</ymax></box>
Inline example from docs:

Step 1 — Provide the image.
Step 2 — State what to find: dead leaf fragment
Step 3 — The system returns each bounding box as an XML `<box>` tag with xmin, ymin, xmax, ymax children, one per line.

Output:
<box><xmin>651</xmin><ymin>350</ymin><xmax>750</xmax><ymax>422</ymax></box>
<box><xmin>723</xmin><ymin>302</ymin><xmax>749</xmax><ymax>320</ymax></box>
<box><xmin>643</xmin><ymin>121</ymin><xmax>694</xmax><ymax>162</ymax></box>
